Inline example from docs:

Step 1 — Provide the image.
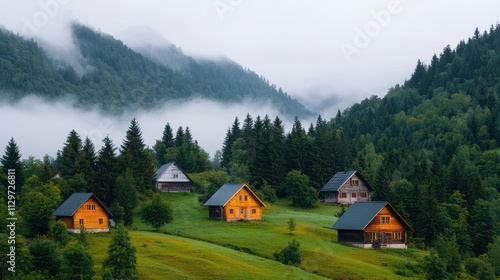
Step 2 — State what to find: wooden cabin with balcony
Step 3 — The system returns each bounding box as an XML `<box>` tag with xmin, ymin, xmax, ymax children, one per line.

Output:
<box><xmin>204</xmin><ymin>183</ymin><xmax>266</xmax><ymax>221</ymax></box>
<box><xmin>332</xmin><ymin>201</ymin><xmax>413</xmax><ymax>248</ymax></box>
<box><xmin>52</xmin><ymin>193</ymin><xmax>112</xmax><ymax>233</ymax></box>
<box><xmin>320</xmin><ymin>170</ymin><xmax>373</xmax><ymax>204</ymax></box>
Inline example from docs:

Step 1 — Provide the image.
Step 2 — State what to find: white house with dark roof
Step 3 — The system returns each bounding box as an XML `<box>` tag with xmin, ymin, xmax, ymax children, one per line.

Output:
<box><xmin>155</xmin><ymin>162</ymin><xmax>193</xmax><ymax>192</ymax></box>
<box><xmin>320</xmin><ymin>170</ymin><xmax>373</xmax><ymax>204</ymax></box>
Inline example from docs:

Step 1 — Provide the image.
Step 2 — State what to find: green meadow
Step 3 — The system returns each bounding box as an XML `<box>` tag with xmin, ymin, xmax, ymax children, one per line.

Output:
<box><xmin>89</xmin><ymin>193</ymin><xmax>427</xmax><ymax>279</ymax></box>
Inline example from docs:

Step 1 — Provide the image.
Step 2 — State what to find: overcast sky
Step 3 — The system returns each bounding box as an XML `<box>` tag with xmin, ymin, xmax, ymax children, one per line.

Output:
<box><xmin>1</xmin><ymin>0</ymin><xmax>500</xmax><ymax>159</ymax></box>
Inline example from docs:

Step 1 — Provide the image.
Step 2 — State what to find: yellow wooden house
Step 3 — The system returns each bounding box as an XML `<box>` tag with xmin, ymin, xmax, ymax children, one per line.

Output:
<box><xmin>204</xmin><ymin>183</ymin><xmax>265</xmax><ymax>221</ymax></box>
<box><xmin>52</xmin><ymin>193</ymin><xmax>112</xmax><ymax>233</ymax></box>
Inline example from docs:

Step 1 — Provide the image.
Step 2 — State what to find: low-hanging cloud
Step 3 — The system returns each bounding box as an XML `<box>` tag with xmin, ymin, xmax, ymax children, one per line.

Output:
<box><xmin>0</xmin><ymin>95</ymin><xmax>302</xmax><ymax>161</ymax></box>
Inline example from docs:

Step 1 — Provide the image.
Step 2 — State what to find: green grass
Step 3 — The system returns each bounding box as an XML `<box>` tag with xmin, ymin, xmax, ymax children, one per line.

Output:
<box><xmin>88</xmin><ymin>230</ymin><xmax>327</xmax><ymax>279</ymax></box>
<box><xmin>128</xmin><ymin>193</ymin><xmax>427</xmax><ymax>279</ymax></box>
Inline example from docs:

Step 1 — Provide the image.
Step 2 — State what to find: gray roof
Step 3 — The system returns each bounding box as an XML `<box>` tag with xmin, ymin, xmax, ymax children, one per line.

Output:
<box><xmin>332</xmin><ymin>201</ymin><xmax>413</xmax><ymax>231</ymax></box>
<box><xmin>204</xmin><ymin>184</ymin><xmax>265</xmax><ymax>207</ymax></box>
<box><xmin>52</xmin><ymin>193</ymin><xmax>112</xmax><ymax>217</ymax></box>
<box><xmin>154</xmin><ymin>162</ymin><xmax>174</xmax><ymax>179</ymax></box>
<box><xmin>320</xmin><ymin>170</ymin><xmax>373</xmax><ymax>192</ymax></box>
<box><xmin>154</xmin><ymin>162</ymin><xmax>193</xmax><ymax>182</ymax></box>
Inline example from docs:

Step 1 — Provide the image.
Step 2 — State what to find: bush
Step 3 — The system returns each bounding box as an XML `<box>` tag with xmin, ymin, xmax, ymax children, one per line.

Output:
<box><xmin>274</xmin><ymin>239</ymin><xmax>301</xmax><ymax>266</ymax></box>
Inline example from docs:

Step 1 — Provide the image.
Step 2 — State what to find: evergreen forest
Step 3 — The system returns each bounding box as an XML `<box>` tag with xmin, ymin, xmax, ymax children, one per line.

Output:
<box><xmin>1</xmin><ymin>24</ymin><xmax>500</xmax><ymax>279</ymax></box>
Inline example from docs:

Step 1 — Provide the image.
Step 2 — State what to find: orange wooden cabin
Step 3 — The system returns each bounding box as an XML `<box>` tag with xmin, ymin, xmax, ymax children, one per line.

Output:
<box><xmin>332</xmin><ymin>201</ymin><xmax>413</xmax><ymax>248</ymax></box>
<box><xmin>52</xmin><ymin>193</ymin><xmax>112</xmax><ymax>233</ymax></box>
<box><xmin>204</xmin><ymin>183</ymin><xmax>265</xmax><ymax>221</ymax></box>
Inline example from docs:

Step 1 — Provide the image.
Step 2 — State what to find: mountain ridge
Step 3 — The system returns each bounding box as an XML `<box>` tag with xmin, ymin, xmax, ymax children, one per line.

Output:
<box><xmin>0</xmin><ymin>23</ymin><xmax>314</xmax><ymax>118</ymax></box>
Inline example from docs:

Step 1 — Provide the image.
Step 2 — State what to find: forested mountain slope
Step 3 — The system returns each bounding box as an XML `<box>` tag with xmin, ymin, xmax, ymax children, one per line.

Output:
<box><xmin>331</xmin><ymin>24</ymin><xmax>500</xmax><ymax>258</ymax></box>
<box><xmin>0</xmin><ymin>24</ymin><xmax>312</xmax><ymax>117</ymax></box>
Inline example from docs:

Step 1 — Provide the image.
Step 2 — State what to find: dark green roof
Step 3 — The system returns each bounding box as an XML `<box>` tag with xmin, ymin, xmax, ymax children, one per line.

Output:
<box><xmin>332</xmin><ymin>201</ymin><xmax>412</xmax><ymax>231</ymax></box>
<box><xmin>203</xmin><ymin>183</ymin><xmax>265</xmax><ymax>207</ymax></box>
<box><xmin>52</xmin><ymin>193</ymin><xmax>112</xmax><ymax>217</ymax></box>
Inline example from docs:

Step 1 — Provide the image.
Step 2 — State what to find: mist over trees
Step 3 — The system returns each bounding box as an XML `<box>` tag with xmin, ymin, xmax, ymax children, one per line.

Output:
<box><xmin>0</xmin><ymin>23</ymin><xmax>312</xmax><ymax>118</ymax></box>
<box><xmin>1</xmin><ymin>23</ymin><xmax>500</xmax><ymax>279</ymax></box>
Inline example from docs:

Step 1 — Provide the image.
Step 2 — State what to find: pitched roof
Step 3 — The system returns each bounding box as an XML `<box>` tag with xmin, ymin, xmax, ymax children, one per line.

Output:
<box><xmin>320</xmin><ymin>170</ymin><xmax>373</xmax><ymax>192</ymax></box>
<box><xmin>52</xmin><ymin>193</ymin><xmax>112</xmax><ymax>217</ymax></box>
<box><xmin>154</xmin><ymin>162</ymin><xmax>192</xmax><ymax>182</ymax></box>
<box><xmin>332</xmin><ymin>201</ymin><xmax>413</xmax><ymax>231</ymax></box>
<box><xmin>204</xmin><ymin>183</ymin><xmax>266</xmax><ymax>207</ymax></box>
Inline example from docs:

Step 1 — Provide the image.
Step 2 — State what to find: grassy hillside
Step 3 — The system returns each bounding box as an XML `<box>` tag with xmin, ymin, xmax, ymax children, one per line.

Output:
<box><xmin>127</xmin><ymin>193</ymin><xmax>426</xmax><ymax>279</ymax></box>
<box><xmin>88</xmin><ymin>231</ymin><xmax>327</xmax><ymax>280</ymax></box>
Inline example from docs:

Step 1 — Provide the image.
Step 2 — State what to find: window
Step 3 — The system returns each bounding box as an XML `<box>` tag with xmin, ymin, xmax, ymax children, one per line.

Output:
<box><xmin>368</xmin><ymin>232</ymin><xmax>377</xmax><ymax>240</ymax></box>
<box><xmin>393</xmin><ymin>232</ymin><xmax>402</xmax><ymax>240</ymax></box>
<box><xmin>361</xmin><ymin>192</ymin><xmax>367</xmax><ymax>198</ymax></box>
<box><xmin>351</xmin><ymin>192</ymin><xmax>357</xmax><ymax>198</ymax></box>
<box><xmin>244</xmin><ymin>195</ymin><xmax>248</xmax><ymax>201</ymax></box>
<box><xmin>86</xmin><ymin>204</ymin><xmax>96</xmax><ymax>210</ymax></box>
<box><xmin>252</xmin><ymin>208</ymin><xmax>256</xmax><ymax>214</ymax></box>
<box><xmin>239</xmin><ymin>195</ymin><xmax>242</xmax><ymax>201</ymax></box>
<box><xmin>173</xmin><ymin>173</ymin><xmax>179</xmax><ymax>178</ymax></box>
<box><xmin>79</xmin><ymin>219</ymin><xmax>84</xmax><ymax>225</ymax></box>
<box><xmin>351</xmin><ymin>179</ymin><xmax>359</xmax><ymax>186</ymax></box>
<box><xmin>229</xmin><ymin>209</ymin><xmax>234</xmax><ymax>214</ymax></box>
<box><xmin>340</xmin><ymin>192</ymin><xmax>347</xmax><ymax>198</ymax></box>
<box><xmin>99</xmin><ymin>218</ymin><xmax>103</xmax><ymax>224</ymax></box>
<box><xmin>380</xmin><ymin>216</ymin><xmax>390</xmax><ymax>224</ymax></box>
<box><xmin>240</xmin><ymin>208</ymin><xmax>244</xmax><ymax>214</ymax></box>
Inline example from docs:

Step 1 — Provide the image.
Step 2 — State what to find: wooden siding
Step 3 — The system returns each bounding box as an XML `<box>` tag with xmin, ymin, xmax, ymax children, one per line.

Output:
<box><xmin>156</xmin><ymin>182</ymin><xmax>192</xmax><ymax>192</ymax></box>
<box><xmin>338</xmin><ymin>230</ymin><xmax>364</xmax><ymax>243</ymax></box>
<box><xmin>336</xmin><ymin>174</ymin><xmax>371</xmax><ymax>204</ymax></box>
<box><xmin>57</xmin><ymin>217</ymin><xmax>74</xmax><ymax>229</ymax></box>
<box><xmin>222</xmin><ymin>187</ymin><xmax>263</xmax><ymax>221</ymax></box>
<box><xmin>363</xmin><ymin>205</ymin><xmax>408</xmax><ymax>245</ymax></box>
<box><xmin>71</xmin><ymin>196</ymin><xmax>109</xmax><ymax>230</ymax></box>
<box><xmin>156</xmin><ymin>165</ymin><xmax>191</xmax><ymax>183</ymax></box>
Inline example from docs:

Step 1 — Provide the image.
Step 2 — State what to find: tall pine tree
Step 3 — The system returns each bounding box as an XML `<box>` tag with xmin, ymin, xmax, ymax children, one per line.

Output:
<box><xmin>119</xmin><ymin>118</ymin><xmax>155</xmax><ymax>192</ymax></box>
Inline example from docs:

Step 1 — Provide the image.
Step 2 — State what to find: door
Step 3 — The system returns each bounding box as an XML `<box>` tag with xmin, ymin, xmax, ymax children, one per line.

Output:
<box><xmin>381</xmin><ymin>232</ymin><xmax>386</xmax><ymax>244</ymax></box>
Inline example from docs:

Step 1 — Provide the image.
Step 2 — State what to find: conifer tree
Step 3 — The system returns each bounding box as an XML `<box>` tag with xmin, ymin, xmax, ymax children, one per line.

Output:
<box><xmin>95</xmin><ymin>136</ymin><xmax>118</xmax><ymax>205</ymax></box>
<box><xmin>119</xmin><ymin>118</ymin><xmax>155</xmax><ymax>192</ymax></box>
<box><xmin>286</xmin><ymin>117</ymin><xmax>307</xmax><ymax>172</ymax></box>
<box><xmin>268</xmin><ymin>116</ymin><xmax>286</xmax><ymax>186</ymax></box>
<box><xmin>161</xmin><ymin>123</ymin><xmax>175</xmax><ymax>148</ymax></box>
<box><xmin>1</xmin><ymin>137</ymin><xmax>23</xmax><ymax>189</ymax></box>
<box><xmin>57</xmin><ymin>130</ymin><xmax>83</xmax><ymax>177</ymax></box>
<box><xmin>103</xmin><ymin>225</ymin><xmax>138</xmax><ymax>279</ymax></box>
<box><xmin>114</xmin><ymin>168</ymin><xmax>137</xmax><ymax>226</ymax></box>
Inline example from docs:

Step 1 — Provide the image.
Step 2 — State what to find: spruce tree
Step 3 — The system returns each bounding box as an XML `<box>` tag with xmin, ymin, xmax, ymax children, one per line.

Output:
<box><xmin>56</xmin><ymin>130</ymin><xmax>84</xmax><ymax>177</ymax></box>
<box><xmin>286</xmin><ymin>117</ymin><xmax>307</xmax><ymax>172</ymax></box>
<box><xmin>103</xmin><ymin>225</ymin><xmax>138</xmax><ymax>279</ymax></box>
<box><xmin>268</xmin><ymin>116</ymin><xmax>286</xmax><ymax>186</ymax></box>
<box><xmin>119</xmin><ymin>118</ymin><xmax>155</xmax><ymax>192</ymax></box>
<box><xmin>161</xmin><ymin>123</ymin><xmax>175</xmax><ymax>148</ymax></box>
<box><xmin>114</xmin><ymin>168</ymin><xmax>137</xmax><ymax>226</ymax></box>
<box><xmin>1</xmin><ymin>137</ymin><xmax>23</xmax><ymax>190</ymax></box>
<box><xmin>95</xmin><ymin>136</ymin><xmax>118</xmax><ymax>205</ymax></box>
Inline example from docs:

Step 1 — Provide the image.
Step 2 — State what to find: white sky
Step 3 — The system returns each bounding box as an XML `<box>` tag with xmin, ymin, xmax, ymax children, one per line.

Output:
<box><xmin>1</xmin><ymin>0</ymin><xmax>500</xmax><ymax>159</ymax></box>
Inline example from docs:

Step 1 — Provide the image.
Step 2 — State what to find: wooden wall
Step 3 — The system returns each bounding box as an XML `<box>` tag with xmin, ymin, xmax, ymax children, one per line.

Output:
<box><xmin>363</xmin><ymin>205</ymin><xmax>407</xmax><ymax>244</ymax></box>
<box><xmin>223</xmin><ymin>187</ymin><xmax>263</xmax><ymax>221</ymax></box>
<box><xmin>337</xmin><ymin>174</ymin><xmax>371</xmax><ymax>204</ymax></box>
<box><xmin>71</xmin><ymin>196</ymin><xmax>109</xmax><ymax>230</ymax></box>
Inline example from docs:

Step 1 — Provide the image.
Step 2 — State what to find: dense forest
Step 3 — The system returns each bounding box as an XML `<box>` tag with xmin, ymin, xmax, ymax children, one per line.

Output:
<box><xmin>0</xmin><ymin>23</ymin><xmax>312</xmax><ymax>118</ymax></box>
<box><xmin>1</xmin><ymin>24</ymin><xmax>500</xmax><ymax>279</ymax></box>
